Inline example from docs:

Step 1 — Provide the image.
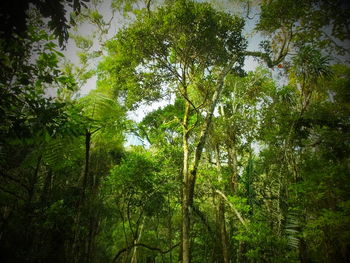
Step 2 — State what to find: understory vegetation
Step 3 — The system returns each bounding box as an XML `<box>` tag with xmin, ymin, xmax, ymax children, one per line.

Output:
<box><xmin>1</xmin><ymin>0</ymin><xmax>349</xmax><ymax>262</ymax></box>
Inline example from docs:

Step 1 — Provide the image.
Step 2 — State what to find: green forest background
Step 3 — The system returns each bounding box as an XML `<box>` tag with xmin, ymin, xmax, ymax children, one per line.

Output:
<box><xmin>1</xmin><ymin>0</ymin><xmax>349</xmax><ymax>262</ymax></box>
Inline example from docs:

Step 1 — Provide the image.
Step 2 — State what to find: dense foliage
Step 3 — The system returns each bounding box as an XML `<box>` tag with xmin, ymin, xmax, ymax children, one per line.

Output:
<box><xmin>0</xmin><ymin>0</ymin><xmax>349</xmax><ymax>263</ymax></box>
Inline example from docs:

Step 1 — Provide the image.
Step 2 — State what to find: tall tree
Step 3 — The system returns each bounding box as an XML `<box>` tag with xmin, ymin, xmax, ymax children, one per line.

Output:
<box><xmin>99</xmin><ymin>1</ymin><xmax>246</xmax><ymax>261</ymax></box>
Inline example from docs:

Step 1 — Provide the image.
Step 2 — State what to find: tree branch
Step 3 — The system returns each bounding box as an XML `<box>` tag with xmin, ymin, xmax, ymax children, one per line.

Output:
<box><xmin>188</xmin><ymin>61</ymin><xmax>235</xmax><ymax>206</ymax></box>
<box><xmin>112</xmin><ymin>242</ymin><xmax>180</xmax><ymax>262</ymax></box>
<box><xmin>244</xmin><ymin>50</ymin><xmax>284</xmax><ymax>68</ymax></box>
<box><xmin>192</xmin><ymin>205</ymin><xmax>214</xmax><ymax>236</ymax></box>
<box><xmin>0</xmin><ymin>184</ymin><xmax>25</xmax><ymax>200</ymax></box>
<box><xmin>215</xmin><ymin>189</ymin><xmax>247</xmax><ymax>229</ymax></box>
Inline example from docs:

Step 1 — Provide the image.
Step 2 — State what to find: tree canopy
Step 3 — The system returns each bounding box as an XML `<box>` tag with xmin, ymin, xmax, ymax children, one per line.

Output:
<box><xmin>0</xmin><ymin>0</ymin><xmax>349</xmax><ymax>263</ymax></box>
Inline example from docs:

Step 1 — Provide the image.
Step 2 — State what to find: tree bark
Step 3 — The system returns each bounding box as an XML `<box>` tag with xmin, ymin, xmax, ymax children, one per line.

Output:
<box><xmin>72</xmin><ymin>130</ymin><xmax>92</xmax><ymax>263</ymax></box>
<box><xmin>182</xmin><ymin>100</ymin><xmax>191</xmax><ymax>263</ymax></box>
<box><xmin>83</xmin><ymin>130</ymin><xmax>91</xmax><ymax>191</ymax></box>
<box><xmin>215</xmin><ymin>145</ymin><xmax>230</xmax><ymax>263</ymax></box>
<box><xmin>227</xmin><ymin>146</ymin><xmax>238</xmax><ymax>193</ymax></box>
<box><xmin>131</xmin><ymin>217</ymin><xmax>145</xmax><ymax>263</ymax></box>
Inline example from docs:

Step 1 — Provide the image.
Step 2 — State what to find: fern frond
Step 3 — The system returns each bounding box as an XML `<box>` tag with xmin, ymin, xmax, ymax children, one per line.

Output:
<box><xmin>285</xmin><ymin>211</ymin><xmax>300</xmax><ymax>249</ymax></box>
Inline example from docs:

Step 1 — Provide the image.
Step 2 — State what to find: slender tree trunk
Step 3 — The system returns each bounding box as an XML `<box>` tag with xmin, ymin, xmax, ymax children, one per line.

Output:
<box><xmin>26</xmin><ymin>155</ymin><xmax>42</xmax><ymax>263</ymax></box>
<box><xmin>187</xmin><ymin>63</ymin><xmax>232</xmax><ymax>206</ymax></box>
<box><xmin>182</xmin><ymin>196</ymin><xmax>190</xmax><ymax>263</ymax></box>
<box><xmin>227</xmin><ymin>146</ymin><xmax>238</xmax><ymax>193</ymax></box>
<box><xmin>182</xmin><ymin>100</ymin><xmax>191</xmax><ymax>263</ymax></box>
<box><xmin>181</xmin><ymin>62</ymin><xmax>234</xmax><ymax>262</ymax></box>
<box><xmin>168</xmin><ymin>194</ymin><xmax>173</xmax><ymax>263</ymax></box>
<box><xmin>227</xmin><ymin>144</ymin><xmax>240</xmax><ymax>261</ymax></box>
<box><xmin>131</xmin><ymin>217</ymin><xmax>145</xmax><ymax>263</ymax></box>
<box><xmin>27</xmin><ymin>155</ymin><xmax>42</xmax><ymax>204</ymax></box>
<box><xmin>40</xmin><ymin>168</ymin><xmax>52</xmax><ymax>205</ymax></box>
<box><xmin>83</xmin><ymin>130</ymin><xmax>91</xmax><ymax>191</ymax></box>
<box><xmin>82</xmin><ymin>130</ymin><xmax>93</xmax><ymax>263</ymax></box>
<box><xmin>72</xmin><ymin>130</ymin><xmax>92</xmax><ymax>263</ymax></box>
<box><xmin>218</xmin><ymin>202</ymin><xmax>229</xmax><ymax>263</ymax></box>
<box><xmin>215</xmin><ymin>145</ymin><xmax>230</xmax><ymax>263</ymax></box>
<box><xmin>86</xmin><ymin>210</ymin><xmax>99</xmax><ymax>263</ymax></box>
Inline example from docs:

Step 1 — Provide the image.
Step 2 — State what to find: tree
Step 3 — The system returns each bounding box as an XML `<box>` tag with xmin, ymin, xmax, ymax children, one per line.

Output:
<box><xmin>0</xmin><ymin>0</ymin><xmax>90</xmax><ymax>47</ymax></box>
<box><xmin>1</xmin><ymin>0</ymin><xmax>349</xmax><ymax>262</ymax></box>
<box><xmin>0</xmin><ymin>4</ymin><xmax>126</xmax><ymax>262</ymax></box>
<box><xmin>257</xmin><ymin>0</ymin><xmax>350</xmax><ymax>58</ymax></box>
<box><xmin>99</xmin><ymin>1</ymin><xmax>246</xmax><ymax>261</ymax></box>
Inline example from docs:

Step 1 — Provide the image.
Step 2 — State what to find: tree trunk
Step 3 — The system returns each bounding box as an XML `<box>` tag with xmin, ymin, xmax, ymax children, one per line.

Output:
<box><xmin>227</xmin><ymin>146</ymin><xmax>238</xmax><ymax>193</ymax></box>
<box><xmin>28</xmin><ymin>155</ymin><xmax>42</xmax><ymax>204</ymax></box>
<box><xmin>181</xmin><ymin>63</ymin><xmax>234</xmax><ymax>262</ymax></box>
<box><xmin>187</xmin><ymin>60</ymin><xmax>234</xmax><ymax>205</ymax></box>
<box><xmin>215</xmin><ymin>145</ymin><xmax>230</xmax><ymax>263</ymax></box>
<box><xmin>168</xmin><ymin>194</ymin><xmax>174</xmax><ymax>263</ymax></box>
<box><xmin>83</xmin><ymin>130</ymin><xmax>91</xmax><ymax>191</ymax></box>
<box><xmin>131</xmin><ymin>217</ymin><xmax>145</xmax><ymax>263</ymax></box>
<box><xmin>182</xmin><ymin>100</ymin><xmax>191</xmax><ymax>263</ymax></box>
<box><xmin>71</xmin><ymin>130</ymin><xmax>92</xmax><ymax>263</ymax></box>
<box><xmin>40</xmin><ymin>168</ymin><xmax>52</xmax><ymax>205</ymax></box>
<box><xmin>86</xmin><ymin>210</ymin><xmax>99</xmax><ymax>263</ymax></box>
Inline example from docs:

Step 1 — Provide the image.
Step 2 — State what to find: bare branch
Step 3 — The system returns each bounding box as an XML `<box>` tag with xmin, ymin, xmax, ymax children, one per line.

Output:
<box><xmin>113</xmin><ymin>242</ymin><xmax>180</xmax><ymax>262</ymax></box>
